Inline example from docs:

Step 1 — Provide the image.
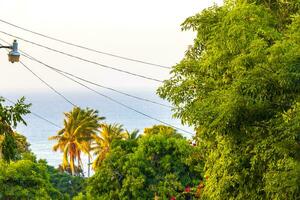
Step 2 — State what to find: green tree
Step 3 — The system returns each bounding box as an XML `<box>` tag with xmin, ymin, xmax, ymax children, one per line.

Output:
<box><xmin>0</xmin><ymin>97</ymin><xmax>31</xmax><ymax>162</ymax></box>
<box><xmin>91</xmin><ymin>123</ymin><xmax>127</xmax><ymax>170</ymax></box>
<box><xmin>1</xmin><ymin>135</ymin><xmax>84</xmax><ymax>199</ymax></box>
<box><xmin>49</xmin><ymin>107</ymin><xmax>104</xmax><ymax>175</ymax></box>
<box><xmin>0</xmin><ymin>159</ymin><xmax>63</xmax><ymax>199</ymax></box>
<box><xmin>45</xmin><ymin>163</ymin><xmax>86</xmax><ymax>199</ymax></box>
<box><xmin>144</xmin><ymin>124</ymin><xmax>182</xmax><ymax>138</ymax></box>
<box><xmin>13</xmin><ymin>132</ymin><xmax>31</xmax><ymax>154</ymax></box>
<box><xmin>158</xmin><ymin>1</ymin><xmax>300</xmax><ymax>199</ymax></box>
<box><xmin>84</xmin><ymin>125</ymin><xmax>203</xmax><ymax>199</ymax></box>
<box><xmin>1</xmin><ymin>131</ymin><xmax>32</xmax><ymax>161</ymax></box>
<box><xmin>124</xmin><ymin>129</ymin><xmax>139</xmax><ymax>140</ymax></box>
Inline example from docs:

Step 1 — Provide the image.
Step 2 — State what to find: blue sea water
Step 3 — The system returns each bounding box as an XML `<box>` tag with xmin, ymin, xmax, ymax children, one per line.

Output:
<box><xmin>1</xmin><ymin>89</ymin><xmax>193</xmax><ymax>175</ymax></box>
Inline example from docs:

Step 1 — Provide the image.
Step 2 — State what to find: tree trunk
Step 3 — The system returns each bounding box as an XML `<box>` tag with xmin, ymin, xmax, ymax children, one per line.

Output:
<box><xmin>88</xmin><ymin>154</ymin><xmax>91</xmax><ymax>177</ymax></box>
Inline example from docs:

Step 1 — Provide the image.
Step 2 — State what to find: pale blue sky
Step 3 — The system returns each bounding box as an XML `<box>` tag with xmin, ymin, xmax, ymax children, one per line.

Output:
<box><xmin>0</xmin><ymin>0</ymin><xmax>222</xmax><ymax>91</ymax></box>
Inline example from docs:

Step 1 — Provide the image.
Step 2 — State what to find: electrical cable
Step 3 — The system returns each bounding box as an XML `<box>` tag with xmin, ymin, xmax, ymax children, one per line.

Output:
<box><xmin>0</xmin><ymin>39</ymin><xmax>192</xmax><ymax>134</ymax></box>
<box><xmin>20</xmin><ymin>54</ymin><xmax>193</xmax><ymax>135</ymax></box>
<box><xmin>0</xmin><ymin>96</ymin><xmax>62</xmax><ymax>129</ymax></box>
<box><xmin>19</xmin><ymin>61</ymin><xmax>77</xmax><ymax>107</ymax></box>
<box><xmin>0</xmin><ymin>39</ymin><xmax>76</xmax><ymax>107</ymax></box>
<box><xmin>60</xmin><ymin>73</ymin><xmax>193</xmax><ymax>135</ymax></box>
<box><xmin>19</xmin><ymin>51</ymin><xmax>173</xmax><ymax>109</ymax></box>
<box><xmin>0</xmin><ymin>18</ymin><xmax>171</xmax><ymax>69</ymax></box>
<box><xmin>0</xmin><ymin>30</ymin><xmax>164</xmax><ymax>83</ymax></box>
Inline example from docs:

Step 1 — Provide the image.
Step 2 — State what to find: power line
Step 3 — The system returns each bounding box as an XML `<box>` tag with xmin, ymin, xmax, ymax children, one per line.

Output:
<box><xmin>0</xmin><ymin>96</ymin><xmax>61</xmax><ymax>129</ymax></box>
<box><xmin>61</xmin><ymin>73</ymin><xmax>193</xmax><ymax>135</ymax></box>
<box><xmin>0</xmin><ymin>39</ymin><xmax>191</xmax><ymax>134</ymax></box>
<box><xmin>20</xmin><ymin>54</ymin><xmax>193</xmax><ymax>135</ymax></box>
<box><xmin>0</xmin><ymin>18</ymin><xmax>171</xmax><ymax>69</ymax></box>
<box><xmin>20</xmin><ymin>51</ymin><xmax>172</xmax><ymax>109</ymax></box>
<box><xmin>19</xmin><ymin>61</ymin><xmax>76</xmax><ymax>107</ymax></box>
<box><xmin>0</xmin><ymin>39</ymin><xmax>76</xmax><ymax>107</ymax></box>
<box><xmin>0</xmin><ymin>30</ymin><xmax>164</xmax><ymax>83</ymax></box>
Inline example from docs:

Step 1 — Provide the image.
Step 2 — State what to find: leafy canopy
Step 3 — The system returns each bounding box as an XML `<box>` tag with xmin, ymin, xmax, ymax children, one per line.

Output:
<box><xmin>0</xmin><ymin>97</ymin><xmax>31</xmax><ymax>161</ymax></box>
<box><xmin>83</xmin><ymin>126</ymin><xmax>203</xmax><ymax>199</ymax></box>
<box><xmin>158</xmin><ymin>0</ymin><xmax>300</xmax><ymax>199</ymax></box>
<box><xmin>0</xmin><ymin>159</ymin><xmax>63</xmax><ymax>199</ymax></box>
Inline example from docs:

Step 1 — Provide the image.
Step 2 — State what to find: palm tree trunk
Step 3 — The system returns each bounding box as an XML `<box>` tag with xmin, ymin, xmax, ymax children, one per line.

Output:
<box><xmin>88</xmin><ymin>154</ymin><xmax>91</xmax><ymax>177</ymax></box>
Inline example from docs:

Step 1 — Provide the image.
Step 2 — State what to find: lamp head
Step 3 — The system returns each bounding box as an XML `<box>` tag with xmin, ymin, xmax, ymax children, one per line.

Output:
<box><xmin>8</xmin><ymin>40</ymin><xmax>20</xmax><ymax>63</ymax></box>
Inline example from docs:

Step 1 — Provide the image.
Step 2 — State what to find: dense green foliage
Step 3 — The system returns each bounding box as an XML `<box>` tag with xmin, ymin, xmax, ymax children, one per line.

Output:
<box><xmin>0</xmin><ymin>97</ymin><xmax>31</xmax><ymax>161</ymax></box>
<box><xmin>0</xmin><ymin>159</ymin><xmax>63</xmax><ymax>199</ymax></box>
<box><xmin>158</xmin><ymin>0</ymin><xmax>300</xmax><ymax>199</ymax></box>
<box><xmin>81</xmin><ymin>126</ymin><xmax>203</xmax><ymax>199</ymax></box>
<box><xmin>0</xmin><ymin>98</ymin><xmax>86</xmax><ymax>199</ymax></box>
<box><xmin>0</xmin><ymin>156</ymin><xmax>85</xmax><ymax>199</ymax></box>
<box><xmin>46</xmin><ymin>163</ymin><xmax>86</xmax><ymax>199</ymax></box>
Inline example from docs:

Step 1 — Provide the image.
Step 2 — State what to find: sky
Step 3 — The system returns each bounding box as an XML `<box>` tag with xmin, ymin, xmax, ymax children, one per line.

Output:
<box><xmin>0</xmin><ymin>0</ymin><xmax>222</xmax><ymax>92</ymax></box>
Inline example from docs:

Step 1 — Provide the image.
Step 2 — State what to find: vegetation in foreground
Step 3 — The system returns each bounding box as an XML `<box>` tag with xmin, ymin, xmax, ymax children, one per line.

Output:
<box><xmin>0</xmin><ymin>98</ymin><xmax>200</xmax><ymax>199</ymax></box>
<box><xmin>1</xmin><ymin>0</ymin><xmax>300</xmax><ymax>199</ymax></box>
<box><xmin>157</xmin><ymin>0</ymin><xmax>300</xmax><ymax>199</ymax></box>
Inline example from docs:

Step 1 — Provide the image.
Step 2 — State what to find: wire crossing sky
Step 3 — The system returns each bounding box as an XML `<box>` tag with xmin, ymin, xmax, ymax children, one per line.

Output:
<box><xmin>1</xmin><ymin>96</ymin><xmax>61</xmax><ymax>129</ymax></box>
<box><xmin>20</xmin><ymin>52</ymin><xmax>192</xmax><ymax>135</ymax></box>
<box><xmin>0</xmin><ymin>38</ymin><xmax>191</xmax><ymax>134</ymax></box>
<box><xmin>0</xmin><ymin>30</ymin><xmax>164</xmax><ymax>83</ymax></box>
<box><xmin>20</xmin><ymin>51</ymin><xmax>173</xmax><ymax>109</ymax></box>
<box><xmin>0</xmin><ymin>0</ymin><xmax>222</xmax><ymax>137</ymax></box>
<box><xmin>19</xmin><ymin>60</ymin><xmax>77</xmax><ymax>107</ymax></box>
<box><xmin>0</xmin><ymin>0</ymin><xmax>222</xmax><ymax>91</ymax></box>
<box><xmin>0</xmin><ymin>19</ymin><xmax>171</xmax><ymax>69</ymax></box>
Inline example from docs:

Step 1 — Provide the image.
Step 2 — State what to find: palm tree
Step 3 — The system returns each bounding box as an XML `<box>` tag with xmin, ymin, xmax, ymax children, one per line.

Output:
<box><xmin>91</xmin><ymin>123</ymin><xmax>127</xmax><ymax>170</ymax></box>
<box><xmin>49</xmin><ymin>107</ymin><xmax>104</xmax><ymax>175</ymax></box>
<box><xmin>124</xmin><ymin>129</ymin><xmax>139</xmax><ymax>140</ymax></box>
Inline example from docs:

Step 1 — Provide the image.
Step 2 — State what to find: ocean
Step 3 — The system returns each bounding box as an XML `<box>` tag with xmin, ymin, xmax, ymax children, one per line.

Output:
<box><xmin>1</xmin><ymin>89</ymin><xmax>193</xmax><ymax>175</ymax></box>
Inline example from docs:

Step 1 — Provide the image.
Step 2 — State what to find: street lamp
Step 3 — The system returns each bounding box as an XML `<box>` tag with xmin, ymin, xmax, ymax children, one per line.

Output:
<box><xmin>0</xmin><ymin>40</ymin><xmax>20</xmax><ymax>63</ymax></box>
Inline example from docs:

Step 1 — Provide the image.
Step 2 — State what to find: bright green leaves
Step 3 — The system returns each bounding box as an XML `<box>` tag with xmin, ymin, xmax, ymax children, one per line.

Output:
<box><xmin>83</xmin><ymin>126</ymin><xmax>203</xmax><ymax>199</ymax></box>
<box><xmin>0</xmin><ymin>97</ymin><xmax>31</xmax><ymax>162</ymax></box>
<box><xmin>0</xmin><ymin>97</ymin><xmax>31</xmax><ymax>129</ymax></box>
<box><xmin>0</xmin><ymin>160</ymin><xmax>63</xmax><ymax>199</ymax></box>
<box><xmin>158</xmin><ymin>1</ymin><xmax>300</xmax><ymax>199</ymax></box>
